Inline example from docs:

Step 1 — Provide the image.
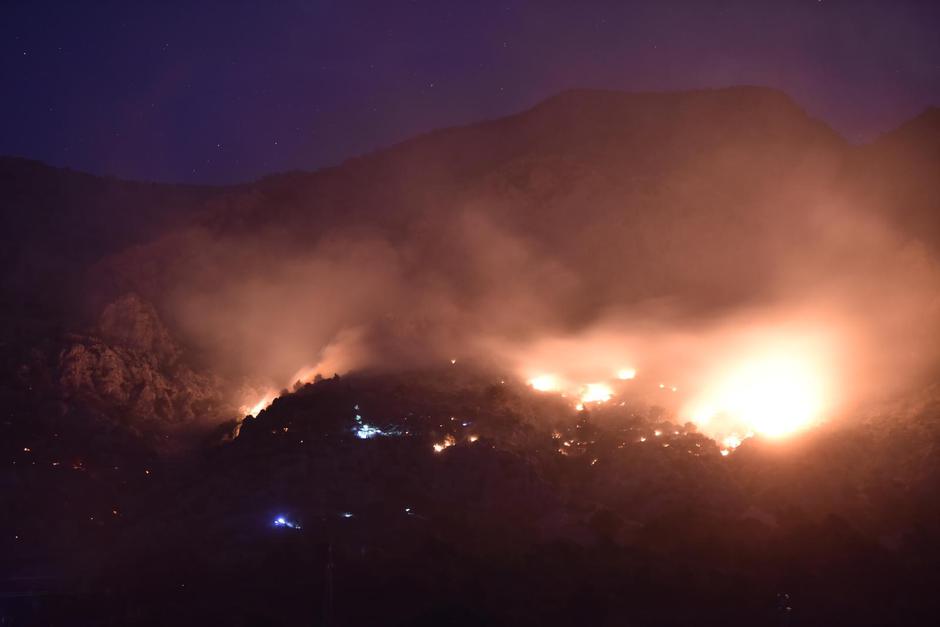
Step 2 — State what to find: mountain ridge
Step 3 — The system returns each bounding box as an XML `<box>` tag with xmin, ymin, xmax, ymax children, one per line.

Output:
<box><xmin>1</xmin><ymin>85</ymin><xmax>938</xmax><ymax>435</ymax></box>
<box><xmin>0</xmin><ymin>85</ymin><xmax>916</xmax><ymax>188</ymax></box>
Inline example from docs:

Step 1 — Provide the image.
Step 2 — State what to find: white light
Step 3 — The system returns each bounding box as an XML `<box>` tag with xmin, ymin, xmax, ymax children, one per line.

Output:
<box><xmin>688</xmin><ymin>352</ymin><xmax>826</xmax><ymax>440</ymax></box>
<box><xmin>354</xmin><ymin>424</ymin><xmax>384</xmax><ymax>439</ymax></box>
<box><xmin>528</xmin><ymin>375</ymin><xmax>558</xmax><ymax>392</ymax></box>
<box><xmin>581</xmin><ymin>383</ymin><xmax>612</xmax><ymax>404</ymax></box>
<box><xmin>273</xmin><ymin>515</ymin><xmax>301</xmax><ymax>529</ymax></box>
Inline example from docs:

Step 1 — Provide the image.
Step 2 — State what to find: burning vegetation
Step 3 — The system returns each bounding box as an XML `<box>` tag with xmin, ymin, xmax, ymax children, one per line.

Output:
<box><xmin>9</xmin><ymin>364</ymin><xmax>940</xmax><ymax>625</ymax></box>
<box><xmin>3</xmin><ymin>87</ymin><xmax>940</xmax><ymax>625</ymax></box>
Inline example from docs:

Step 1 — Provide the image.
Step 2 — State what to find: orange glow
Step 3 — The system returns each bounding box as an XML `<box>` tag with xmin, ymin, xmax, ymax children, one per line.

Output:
<box><xmin>241</xmin><ymin>390</ymin><xmax>277</xmax><ymax>417</ymax></box>
<box><xmin>616</xmin><ymin>368</ymin><xmax>636</xmax><ymax>380</ymax></box>
<box><xmin>239</xmin><ymin>358</ymin><xmax>347</xmax><ymax>421</ymax></box>
<box><xmin>528</xmin><ymin>374</ymin><xmax>559</xmax><ymax>392</ymax></box>
<box><xmin>580</xmin><ymin>382</ymin><xmax>613</xmax><ymax>405</ymax></box>
<box><xmin>433</xmin><ymin>434</ymin><xmax>456</xmax><ymax>453</ymax></box>
<box><xmin>687</xmin><ymin>349</ymin><xmax>828</xmax><ymax>443</ymax></box>
<box><xmin>526</xmin><ymin>373</ymin><xmax>617</xmax><ymax>411</ymax></box>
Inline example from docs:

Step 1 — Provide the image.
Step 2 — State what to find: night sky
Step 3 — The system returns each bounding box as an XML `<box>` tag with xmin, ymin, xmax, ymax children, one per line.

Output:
<box><xmin>2</xmin><ymin>0</ymin><xmax>938</xmax><ymax>184</ymax></box>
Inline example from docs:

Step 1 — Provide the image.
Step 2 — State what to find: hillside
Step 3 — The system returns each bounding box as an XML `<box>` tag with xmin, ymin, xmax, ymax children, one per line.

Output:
<box><xmin>1</xmin><ymin>87</ymin><xmax>938</xmax><ymax>432</ymax></box>
<box><xmin>5</xmin><ymin>366</ymin><xmax>940</xmax><ymax>625</ymax></box>
<box><xmin>2</xmin><ymin>85</ymin><xmax>940</xmax><ymax>625</ymax></box>
<box><xmin>0</xmin><ymin>157</ymin><xmax>221</xmax><ymax>336</ymax></box>
<box><xmin>848</xmin><ymin>107</ymin><xmax>940</xmax><ymax>245</ymax></box>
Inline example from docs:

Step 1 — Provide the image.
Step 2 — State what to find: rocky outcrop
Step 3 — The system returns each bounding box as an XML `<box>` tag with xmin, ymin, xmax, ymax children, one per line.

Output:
<box><xmin>58</xmin><ymin>294</ymin><xmax>227</xmax><ymax>430</ymax></box>
<box><xmin>96</xmin><ymin>294</ymin><xmax>180</xmax><ymax>362</ymax></box>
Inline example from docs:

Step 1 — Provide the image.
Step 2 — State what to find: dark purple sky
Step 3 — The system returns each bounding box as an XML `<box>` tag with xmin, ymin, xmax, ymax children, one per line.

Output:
<box><xmin>2</xmin><ymin>0</ymin><xmax>938</xmax><ymax>184</ymax></box>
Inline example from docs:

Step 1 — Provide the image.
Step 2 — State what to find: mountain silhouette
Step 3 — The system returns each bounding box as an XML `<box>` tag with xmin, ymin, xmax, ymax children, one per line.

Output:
<box><xmin>3</xmin><ymin>86</ymin><xmax>940</xmax><ymax>626</ymax></box>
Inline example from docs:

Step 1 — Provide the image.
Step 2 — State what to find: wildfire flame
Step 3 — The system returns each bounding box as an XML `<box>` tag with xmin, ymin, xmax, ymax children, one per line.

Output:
<box><xmin>433</xmin><ymin>434</ymin><xmax>456</xmax><ymax>453</ymax></box>
<box><xmin>686</xmin><ymin>350</ymin><xmax>828</xmax><ymax>445</ymax></box>
<box><xmin>238</xmin><ymin>323</ymin><xmax>832</xmax><ymax>458</ymax></box>
<box><xmin>527</xmin><ymin>370</ymin><xmax>628</xmax><ymax>411</ymax></box>
<box><xmin>528</xmin><ymin>374</ymin><xmax>559</xmax><ymax>392</ymax></box>
<box><xmin>239</xmin><ymin>359</ymin><xmax>346</xmax><ymax>420</ymax></box>
<box><xmin>616</xmin><ymin>368</ymin><xmax>636</xmax><ymax>380</ymax></box>
<box><xmin>580</xmin><ymin>382</ymin><xmax>613</xmax><ymax>405</ymax></box>
<box><xmin>240</xmin><ymin>391</ymin><xmax>278</xmax><ymax>418</ymax></box>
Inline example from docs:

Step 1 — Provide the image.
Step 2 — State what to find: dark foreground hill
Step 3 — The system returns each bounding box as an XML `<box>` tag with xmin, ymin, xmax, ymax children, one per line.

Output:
<box><xmin>4</xmin><ymin>367</ymin><xmax>940</xmax><ymax>626</ymax></box>
<box><xmin>1</xmin><ymin>87</ymin><xmax>940</xmax><ymax>625</ymax></box>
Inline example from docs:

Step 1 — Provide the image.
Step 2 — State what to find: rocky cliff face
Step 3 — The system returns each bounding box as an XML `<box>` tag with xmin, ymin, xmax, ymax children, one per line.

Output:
<box><xmin>57</xmin><ymin>294</ymin><xmax>228</xmax><ymax>432</ymax></box>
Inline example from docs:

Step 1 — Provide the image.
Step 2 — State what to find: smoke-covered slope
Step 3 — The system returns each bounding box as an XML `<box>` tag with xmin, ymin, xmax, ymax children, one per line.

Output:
<box><xmin>84</xmin><ymin>87</ymin><xmax>864</xmax><ymax>390</ymax></box>
<box><xmin>2</xmin><ymin>86</ymin><xmax>938</xmax><ymax>433</ymax></box>
<box><xmin>3</xmin><ymin>86</ymin><xmax>940</xmax><ymax>626</ymax></box>
<box><xmin>849</xmin><ymin>106</ymin><xmax>940</xmax><ymax>245</ymax></box>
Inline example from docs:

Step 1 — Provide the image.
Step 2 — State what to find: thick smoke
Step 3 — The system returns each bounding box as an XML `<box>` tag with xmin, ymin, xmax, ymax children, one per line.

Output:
<box><xmin>151</xmin><ymin>189</ymin><xmax>940</xmax><ymax>435</ymax></box>
<box><xmin>92</xmin><ymin>90</ymin><xmax>937</xmax><ymax>436</ymax></box>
